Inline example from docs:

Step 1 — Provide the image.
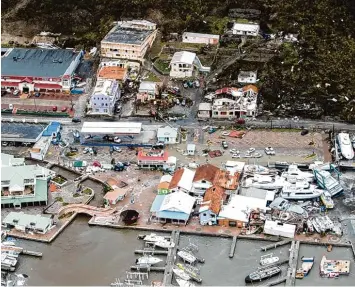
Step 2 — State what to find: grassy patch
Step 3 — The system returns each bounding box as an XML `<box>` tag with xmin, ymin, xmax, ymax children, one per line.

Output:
<box><xmin>52</xmin><ymin>175</ymin><xmax>67</xmax><ymax>184</ymax></box>
<box><xmin>154</xmin><ymin>59</ymin><xmax>170</xmax><ymax>74</ymax></box>
<box><xmin>73</xmin><ymin>193</ymin><xmax>81</xmax><ymax>198</ymax></box>
<box><xmin>55</xmin><ymin>196</ymin><xmax>63</xmax><ymax>202</ymax></box>
<box><xmin>145</xmin><ymin>72</ymin><xmax>161</xmax><ymax>82</ymax></box>
<box><xmin>82</xmin><ymin>188</ymin><xmax>92</xmax><ymax>195</ymax></box>
<box><xmin>62</xmin><ymin>202</ymin><xmax>69</xmax><ymax>206</ymax></box>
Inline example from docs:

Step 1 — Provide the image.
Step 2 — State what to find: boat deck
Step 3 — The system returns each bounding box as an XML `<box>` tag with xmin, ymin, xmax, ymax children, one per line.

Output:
<box><xmin>321</xmin><ymin>258</ymin><xmax>351</xmax><ymax>275</ymax></box>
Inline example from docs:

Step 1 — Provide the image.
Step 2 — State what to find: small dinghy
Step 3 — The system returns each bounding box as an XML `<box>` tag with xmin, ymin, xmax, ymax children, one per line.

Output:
<box><xmin>260</xmin><ymin>253</ymin><xmax>280</xmax><ymax>266</ymax></box>
<box><xmin>173</xmin><ymin>268</ymin><xmax>191</xmax><ymax>281</ymax></box>
<box><xmin>136</xmin><ymin>255</ymin><xmax>162</xmax><ymax>265</ymax></box>
<box><xmin>175</xmin><ymin>278</ymin><xmax>195</xmax><ymax>287</ymax></box>
<box><xmin>154</xmin><ymin>240</ymin><xmax>175</xmax><ymax>249</ymax></box>
<box><xmin>295</xmin><ymin>269</ymin><xmax>304</xmax><ymax>279</ymax></box>
<box><xmin>301</xmin><ymin>256</ymin><xmax>314</xmax><ymax>276</ymax></box>
<box><xmin>1</xmin><ymin>241</ymin><xmax>15</xmax><ymax>246</ymax></box>
<box><xmin>177</xmin><ymin>251</ymin><xmax>196</xmax><ymax>264</ymax></box>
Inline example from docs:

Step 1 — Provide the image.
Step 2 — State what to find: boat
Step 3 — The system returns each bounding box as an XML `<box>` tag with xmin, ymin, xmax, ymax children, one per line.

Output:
<box><xmin>1</xmin><ymin>246</ymin><xmax>22</xmax><ymax>258</ymax></box>
<box><xmin>154</xmin><ymin>240</ymin><xmax>175</xmax><ymax>249</ymax></box>
<box><xmin>245</xmin><ymin>175</ymin><xmax>286</xmax><ymax>190</ymax></box>
<box><xmin>327</xmin><ymin>245</ymin><xmax>333</xmax><ymax>252</ymax></box>
<box><xmin>309</xmin><ymin>161</ymin><xmax>334</xmax><ymax>171</ymax></box>
<box><xmin>320</xmin><ymin>191</ymin><xmax>335</xmax><ymax>209</ymax></box>
<box><xmin>320</xmin><ymin>255</ymin><xmax>351</xmax><ymax>277</ymax></box>
<box><xmin>173</xmin><ymin>268</ymin><xmax>191</xmax><ymax>281</ymax></box>
<box><xmin>315</xmin><ymin>216</ymin><xmax>334</xmax><ymax>231</ymax></box>
<box><xmin>177</xmin><ymin>251</ymin><xmax>196</xmax><ymax>264</ymax></box>
<box><xmin>313</xmin><ymin>169</ymin><xmax>343</xmax><ymax>197</ymax></box>
<box><xmin>176</xmin><ymin>263</ymin><xmax>200</xmax><ymax>276</ymax></box>
<box><xmin>300</xmin><ymin>256</ymin><xmax>314</xmax><ymax>276</ymax></box>
<box><xmin>337</xmin><ymin>132</ymin><xmax>354</xmax><ymax>160</ymax></box>
<box><xmin>1</xmin><ymin>254</ymin><xmax>17</xmax><ymax>267</ymax></box>
<box><xmin>14</xmin><ymin>274</ymin><xmax>28</xmax><ymax>286</ymax></box>
<box><xmin>282</xmin><ymin>164</ymin><xmax>314</xmax><ymax>182</ymax></box>
<box><xmin>1</xmin><ymin>242</ymin><xmax>15</xmax><ymax>246</ymax></box>
<box><xmin>280</xmin><ymin>184</ymin><xmax>323</xmax><ymax>200</ymax></box>
<box><xmin>143</xmin><ymin>233</ymin><xmax>167</xmax><ymax>243</ymax></box>
<box><xmin>136</xmin><ymin>255</ymin><xmax>162</xmax><ymax>265</ymax></box>
<box><xmin>245</xmin><ymin>266</ymin><xmax>281</xmax><ymax>283</ymax></box>
<box><xmin>244</xmin><ymin>165</ymin><xmax>277</xmax><ymax>176</ymax></box>
<box><xmin>311</xmin><ymin>217</ymin><xmax>326</xmax><ymax>233</ymax></box>
<box><xmin>260</xmin><ymin>254</ymin><xmax>279</xmax><ymax>266</ymax></box>
<box><xmin>295</xmin><ymin>269</ymin><xmax>304</xmax><ymax>279</ymax></box>
<box><xmin>175</xmin><ymin>278</ymin><xmax>195</xmax><ymax>287</ymax></box>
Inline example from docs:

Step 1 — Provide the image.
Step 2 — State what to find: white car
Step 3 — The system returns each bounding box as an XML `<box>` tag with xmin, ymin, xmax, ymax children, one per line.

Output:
<box><xmin>265</xmin><ymin>147</ymin><xmax>276</xmax><ymax>155</ymax></box>
<box><xmin>229</xmin><ymin>149</ymin><xmax>239</xmax><ymax>154</ymax></box>
<box><xmin>248</xmin><ymin>147</ymin><xmax>256</xmax><ymax>153</ymax></box>
<box><xmin>113</xmin><ymin>146</ymin><xmax>122</xmax><ymax>152</ymax></box>
<box><xmin>85</xmin><ymin>134</ymin><xmax>92</xmax><ymax>139</ymax></box>
<box><xmin>232</xmin><ymin>153</ymin><xmax>241</xmax><ymax>158</ymax></box>
<box><xmin>253</xmin><ymin>152</ymin><xmax>263</xmax><ymax>158</ymax></box>
<box><xmin>114</xmin><ymin>137</ymin><xmax>121</xmax><ymax>143</ymax></box>
<box><xmin>83</xmin><ymin>147</ymin><xmax>91</xmax><ymax>154</ymax></box>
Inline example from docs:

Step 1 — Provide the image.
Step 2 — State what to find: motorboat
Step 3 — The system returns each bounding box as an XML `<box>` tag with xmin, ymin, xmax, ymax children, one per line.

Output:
<box><xmin>245</xmin><ymin>175</ymin><xmax>286</xmax><ymax>190</ymax></box>
<box><xmin>176</xmin><ymin>263</ymin><xmax>200</xmax><ymax>275</ymax></box>
<box><xmin>173</xmin><ymin>268</ymin><xmax>191</xmax><ymax>281</ymax></box>
<box><xmin>260</xmin><ymin>254</ymin><xmax>279</xmax><ymax>266</ymax></box>
<box><xmin>1</xmin><ymin>254</ymin><xmax>17</xmax><ymax>267</ymax></box>
<box><xmin>1</xmin><ymin>241</ymin><xmax>15</xmax><ymax>246</ymax></box>
<box><xmin>320</xmin><ymin>191</ymin><xmax>335</xmax><ymax>209</ymax></box>
<box><xmin>280</xmin><ymin>184</ymin><xmax>323</xmax><ymax>200</ymax></box>
<box><xmin>154</xmin><ymin>240</ymin><xmax>175</xmax><ymax>249</ymax></box>
<box><xmin>313</xmin><ymin>169</ymin><xmax>343</xmax><ymax>197</ymax></box>
<box><xmin>281</xmin><ymin>164</ymin><xmax>314</xmax><ymax>183</ymax></box>
<box><xmin>300</xmin><ymin>256</ymin><xmax>314</xmax><ymax>276</ymax></box>
<box><xmin>309</xmin><ymin>161</ymin><xmax>334</xmax><ymax>171</ymax></box>
<box><xmin>269</xmin><ymin>197</ymin><xmax>308</xmax><ymax>216</ymax></box>
<box><xmin>245</xmin><ymin>266</ymin><xmax>281</xmax><ymax>283</ymax></box>
<box><xmin>175</xmin><ymin>278</ymin><xmax>195</xmax><ymax>287</ymax></box>
<box><xmin>136</xmin><ymin>255</ymin><xmax>162</xmax><ymax>265</ymax></box>
<box><xmin>295</xmin><ymin>269</ymin><xmax>304</xmax><ymax>279</ymax></box>
<box><xmin>337</xmin><ymin>132</ymin><xmax>354</xmax><ymax>160</ymax></box>
<box><xmin>143</xmin><ymin>233</ymin><xmax>167</xmax><ymax>243</ymax></box>
<box><xmin>177</xmin><ymin>251</ymin><xmax>196</xmax><ymax>264</ymax></box>
<box><xmin>1</xmin><ymin>246</ymin><xmax>22</xmax><ymax>258</ymax></box>
<box><xmin>244</xmin><ymin>165</ymin><xmax>277</xmax><ymax>176</ymax></box>
<box><xmin>320</xmin><ymin>255</ymin><xmax>350</xmax><ymax>277</ymax></box>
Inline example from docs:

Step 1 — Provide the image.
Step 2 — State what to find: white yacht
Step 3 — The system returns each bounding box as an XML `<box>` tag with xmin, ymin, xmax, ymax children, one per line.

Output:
<box><xmin>154</xmin><ymin>240</ymin><xmax>175</xmax><ymax>249</ymax></box>
<box><xmin>173</xmin><ymin>268</ymin><xmax>191</xmax><ymax>281</ymax></box>
<box><xmin>313</xmin><ymin>169</ymin><xmax>343</xmax><ymax>196</ymax></box>
<box><xmin>260</xmin><ymin>254</ymin><xmax>279</xmax><ymax>266</ymax></box>
<box><xmin>245</xmin><ymin>175</ymin><xmax>286</xmax><ymax>190</ymax></box>
<box><xmin>337</xmin><ymin>132</ymin><xmax>354</xmax><ymax>160</ymax></box>
<box><xmin>177</xmin><ymin>251</ymin><xmax>196</xmax><ymax>264</ymax></box>
<box><xmin>280</xmin><ymin>184</ymin><xmax>323</xmax><ymax>200</ymax></box>
<box><xmin>281</xmin><ymin>164</ymin><xmax>314</xmax><ymax>183</ymax></box>
<box><xmin>143</xmin><ymin>233</ymin><xmax>167</xmax><ymax>243</ymax></box>
<box><xmin>175</xmin><ymin>278</ymin><xmax>195</xmax><ymax>287</ymax></box>
<box><xmin>1</xmin><ymin>254</ymin><xmax>17</xmax><ymax>267</ymax></box>
<box><xmin>136</xmin><ymin>255</ymin><xmax>162</xmax><ymax>265</ymax></box>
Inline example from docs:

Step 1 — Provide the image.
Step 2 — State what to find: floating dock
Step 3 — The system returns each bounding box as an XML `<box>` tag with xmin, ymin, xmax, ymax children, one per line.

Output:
<box><xmin>138</xmin><ymin>234</ymin><xmax>171</xmax><ymax>240</ymax></box>
<box><xmin>130</xmin><ymin>266</ymin><xmax>165</xmax><ymax>272</ymax></box>
<box><xmin>229</xmin><ymin>236</ymin><xmax>238</xmax><ymax>258</ymax></box>
<box><xmin>162</xmin><ymin>231</ymin><xmax>180</xmax><ymax>286</ymax></box>
<box><xmin>134</xmin><ymin>250</ymin><xmax>168</xmax><ymax>255</ymax></box>
<box><xmin>261</xmin><ymin>240</ymin><xmax>292</xmax><ymax>251</ymax></box>
<box><xmin>286</xmin><ymin>241</ymin><xmax>300</xmax><ymax>286</ymax></box>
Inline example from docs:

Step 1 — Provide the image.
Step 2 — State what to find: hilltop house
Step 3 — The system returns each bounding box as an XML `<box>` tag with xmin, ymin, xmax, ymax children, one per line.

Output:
<box><xmin>169</xmin><ymin>51</ymin><xmax>210</xmax><ymax>78</ymax></box>
<box><xmin>182</xmin><ymin>32</ymin><xmax>220</xmax><ymax>45</ymax></box>
<box><xmin>232</xmin><ymin>22</ymin><xmax>260</xmax><ymax>37</ymax></box>
<box><xmin>137</xmin><ymin>81</ymin><xmax>159</xmax><ymax>103</ymax></box>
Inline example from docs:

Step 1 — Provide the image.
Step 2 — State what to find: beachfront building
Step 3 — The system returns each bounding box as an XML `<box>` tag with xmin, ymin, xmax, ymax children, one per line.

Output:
<box><xmin>157</xmin><ymin>126</ymin><xmax>179</xmax><ymax>144</ymax></box>
<box><xmin>2</xmin><ymin>212</ymin><xmax>54</xmax><ymax>234</ymax></box>
<box><xmin>1</xmin><ymin>153</ymin><xmax>54</xmax><ymax>209</ymax></box>
<box><xmin>168</xmin><ymin>168</ymin><xmax>196</xmax><ymax>193</ymax></box>
<box><xmin>101</xmin><ymin>20</ymin><xmax>157</xmax><ymax>62</ymax></box>
<box><xmin>169</xmin><ymin>51</ymin><xmax>210</xmax><ymax>78</ymax></box>
<box><xmin>1</xmin><ymin>48</ymin><xmax>83</xmax><ymax>92</ymax></box>
<box><xmin>150</xmin><ymin>191</ymin><xmax>196</xmax><ymax>224</ymax></box>
<box><xmin>182</xmin><ymin>32</ymin><xmax>220</xmax><ymax>45</ymax></box>
<box><xmin>89</xmin><ymin>80</ymin><xmax>121</xmax><ymax>116</ymax></box>
<box><xmin>199</xmin><ymin>186</ymin><xmax>225</xmax><ymax>225</ymax></box>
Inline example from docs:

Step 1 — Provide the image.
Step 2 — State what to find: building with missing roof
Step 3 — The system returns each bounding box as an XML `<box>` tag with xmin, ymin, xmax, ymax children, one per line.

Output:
<box><xmin>1</xmin><ymin>48</ymin><xmax>83</xmax><ymax>92</ymax></box>
<box><xmin>101</xmin><ymin>20</ymin><xmax>157</xmax><ymax>62</ymax></box>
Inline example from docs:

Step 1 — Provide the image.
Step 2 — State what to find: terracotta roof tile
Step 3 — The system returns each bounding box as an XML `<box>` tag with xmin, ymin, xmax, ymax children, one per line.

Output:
<box><xmin>242</xmin><ymin>84</ymin><xmax>258</xmax><ymax>93</ymax></box>
<box><xmin>168</xmin><ymin>168</ymin><xmax>184</xmax><ymax>189</ymax></box>
<box><xmin>214</xmin><ymin>170</ymin><xmax>240</xmax><ymax>190</ymax></box>
<box><xmin>202</xmin><ymin>186</ymin><xmax>225</xmax><ymax>214</ymax></box>
<box><xmin>193</xmin><ymin>164</ymin><xmax>220</xmax><ymax>183</ymax></box>
<box><xmin>98</xmin><ymin>66</ymin><xmax>127</xmax><ymax>81</ymax></box>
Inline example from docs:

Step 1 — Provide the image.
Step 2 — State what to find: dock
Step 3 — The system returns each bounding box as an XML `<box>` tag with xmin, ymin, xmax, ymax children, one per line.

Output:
<box><xmin>22</xmin><ymin>250</ymin><xmax>43</xmax><ymax>257</ymax></box>
<box><xmin>286</xmin><ymin>241</ymin><xmax>300</xmax><ymax>286</ymax></box>
<box><xmin>162</xmin><ymin>230</ymin><xmax>180</xmax><ymax>286</ymax></box>
<box><xmin>134</xmin><ymin>250</ymin><xmax>168</xmax><ymax>255</ymax></box>
<box><xmin>229</xmin><ymin>236</ymin><xmax>238</xmax><ymax>258</ymax></box>
<box><xmin>130</xmin><ymin>266</ymin><xmax>165</xmax><ymax>272</ymax></box>
<box><xmin>138</xmin><ymin>234</ymin><xmax>171</xmax><ymax>240</ymax></box>
<box><xmin>261</xmin><ymin>240</ymin><xmax>292</xmax><ymax>251</ymax></box>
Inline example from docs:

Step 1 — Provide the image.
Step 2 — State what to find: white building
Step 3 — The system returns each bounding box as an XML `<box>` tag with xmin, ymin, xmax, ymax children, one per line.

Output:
<box><xmin>169</xmin><ymin>51</ymin><xmax>210</xmax><ymax>78</ymax></box>
<box><xmin>30</xmin><ymin>136</ymin><xmax>52</xmax><ymax>160</ymax></box>
<box><xmin>137</xmin><ymin>81</ymin><xmax>159</xmax><ymax>103</ymax></box>
<box><xmin>89</xmin><ymin>80</ymin><xmax>121</xmax><ymax>115</ymax></box>
<box><xmin>182</xmin><ymin>32</ymin><xmax>220</xmax><ymax>45</ymax></box>
<box><xmin>157</xmin><ymin>126</ymin><xmax>179</xmax><ymax>144</ymax></box>
<box><xmin>197</xmin><ymin>102</ymin><xmax>212</xmax><ymax>119</ymax></box>
<box><xmin>2</xmin><ymin>212</ymin><xmax>53</xmax><ymax>234</ymax></box>
<box><xmin>232</xmin><ymin>22</ymin><xmax>260</xmax><ymax>37</ymax></box>
<box><xmin>263</xmin><ymin>220</ymin><xmax>296</xmax><ymax>239</ymax></box>
<box><xmin>238</xmin><ymin>71</ymin><xmax>257</xmax><ymax>84</ymax></box>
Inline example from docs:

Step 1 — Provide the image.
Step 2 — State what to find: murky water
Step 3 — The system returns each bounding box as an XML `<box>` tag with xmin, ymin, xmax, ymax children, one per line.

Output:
<box><xmin>14</xmin><ymin>216</ymin><xmax>355</xmax><ymax>286</ymax></box>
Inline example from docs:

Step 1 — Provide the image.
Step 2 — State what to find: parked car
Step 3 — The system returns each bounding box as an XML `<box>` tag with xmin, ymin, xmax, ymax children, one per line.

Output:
<box><xmin>61</xmin><ymin>106</ymin><xmax>68</xmax><ymax>112</ymax></box>
<box><xmin>187</xmin><ymin>81</ymin><xmax>194</xmax><ymax>88</ymax></box>
<box><xmin>92</xmin><ymin>147</ymin><xmax>98</xmax><ymax>155</ymax></box>
<box><xmin>103</xmin><ymin>135</ymin><xmax>114</xmax><ymax>141</ymax></box>
<box><xmin>83</xmin><ymin>147</ymin><xmax>91</xmax><ymax>154</ymax></box>
<box><xmin>265</xmin><ymin>147</ymin><xmax>276</xmax><ymax>155</ymax></box>
<box><xmin>113</xmin><ymin>146</ymin><xmax>122</xmax><ymax>153</ymax></box>
<box><xmin>183</xmin><ymin>82</ymin><xmax>188</xmax><ymax>88</ymax></box>
<box><xmin>2</xmin><ymin>142</ymin><xmax>9</xmax><ymax>147</ymax></box>
<box><xmin>1</xmin><ymin>91</ymin><xmax>7</xmax><ymax>96</ymax></box>
<box><xmin>181</xmin><ymin>98</ymin><xmax>186</xmax><ymax>106</ymax></box>
<box><xmin>232</xmin><ymin>153</ymin><xmax>241</xmax><ymax>158</ymax></box>
<box><xmin>85</xmin><ymin>134</ymin><xmax>92</xmax><ymax>139</ymax></box>
<box><xmin>301</xmin><ymin>129</ymin><xmax>309</xmax><ymax>136</ymax></box>
<box><xmin>236</xmin><ymin>118</ymin><xmax>246</xmax><ymax>125</ymax></box>
<box><xmin>69</xmin><ymin>147</ymin><xmax>78</xmax><ymax>152</ymax></box>
<box><xmin>113</xmin><ymin>162</ymin><xmax>125</xmax><ymax>171</ymax></box>
<box><xmin>13</xmin><ymin>90</ymin><xmax>20</xmax><ymax>96</ymax></box>
<box><xmin>72</xmin><ymin>117</ymin><xmax>81</xmax><ymax>123</ymax></box>
<box><xmin>92</xmin><ymin>161</ymin><xmax>101</xmax><ymax>167</ymax></box>
<box><xmin>35</xmin><ymin>92</ymin><xmax>41</xmax><ymax>97</ymax></box>
<box><xmin>52</xmin><ymin>106</ymin><xmax>58</xmax><ymax>112</ymax></box>
<box><xmin>114</xmin><ymin>137</ymin><xmax>121</xmax><ymax>143</ymax></box>
<box><xmin>222</xmin><ymin>141</ymin><xmax>228</xmax><ymax>149</ymax></box>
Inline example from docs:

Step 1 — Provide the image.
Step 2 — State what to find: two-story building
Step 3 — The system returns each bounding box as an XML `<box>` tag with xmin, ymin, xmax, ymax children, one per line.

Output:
<box><xmin>89</xmin><ymin>80</ymin><xmax>121</xmax><ymax>115</ymax></box>
<box><xmin>97</xmin><ymin>60</ymin><xmax>128</xmax><ymax>84</ymax></box>
<box><xmin>137</xmin><ymin>81</ymin><xmax>159</xmax><ymax>103</ymax></box>
<box><xmin>238</xmin><ymin>71</ymin><xmax>257</xmax><ymax>84</ymax></box>
<box><xmin>157</xmin><ymin>126</ymin><xmax>179</xmax><ymax>144</ymax></box>
<box><xmin>101</xmin><ymin>20</ymin><xmax>157</xmax><ymax>62</ymax></box>
<box><xmin>169</xmin><ymin>51</ymin><xmax>210</xmax><ymax>78</ymax></box>
<box><xmin>1</xmin><ymin>48</ymin><xmax>83</xmax><ymax>92</ymax></box>
<box><xmin>191</xmin><ymin>164</ymin><xmax>220</xmax><ymax>196</ymax></box>
<box><xmin>168</xmin><ymin>168</ymin><xmax>196</xmax><ymax>193</ymax></box>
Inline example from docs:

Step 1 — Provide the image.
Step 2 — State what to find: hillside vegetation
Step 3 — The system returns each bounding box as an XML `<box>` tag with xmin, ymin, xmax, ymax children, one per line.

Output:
<box><xmin>2</xmin><ymin>0</ymin><xmax>355</xmax><ymax>122</ymax></box>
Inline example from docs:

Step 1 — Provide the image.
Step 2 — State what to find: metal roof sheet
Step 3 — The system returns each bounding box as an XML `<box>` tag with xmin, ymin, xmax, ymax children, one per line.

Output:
<box><xmin>170</xmin><ymin>51</ymin><xmax>196</xmax><ymax>64</ymax></box>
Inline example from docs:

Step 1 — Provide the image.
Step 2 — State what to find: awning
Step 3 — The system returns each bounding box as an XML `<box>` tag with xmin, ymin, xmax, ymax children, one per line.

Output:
<box><xmin>1</xmin><ymin>81</ymin><xmax>19</xmax><ymax>87</ymax></box>
<box><xmin>34</xmin><ymin>83</ymin><xmax>62</xmax><ymax>89</ymax></box>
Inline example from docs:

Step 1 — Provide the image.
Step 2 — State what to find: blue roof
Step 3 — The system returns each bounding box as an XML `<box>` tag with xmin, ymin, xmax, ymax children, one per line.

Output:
<box><xmin>1</xmin><ymin>122</ymin><xmax>46</xmax><ymax>142</ymax></box>
<box><xmin>1</xmin><ymin>48</ymin><xmax>80</xmax><ymax>78</ymax></box>
<box><xmin>42</xmin><ymin>121</ymin><xmax>61</xmax><ymax>137</ymax></box>
<box><xmin>150</xmin><ymin>194</ymin><xmax>165</xmax><ymax>212</ymax></box>
<box><xmin>157</xmin><ymin>210</ymin><xmax>189</xmax><ymax>221</ymax></box>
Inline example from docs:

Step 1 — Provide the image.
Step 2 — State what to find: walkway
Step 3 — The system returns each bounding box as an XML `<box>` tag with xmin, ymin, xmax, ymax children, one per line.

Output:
<box><xmin>58</xmin><ymin>204</ymin><xmax>117</xmax><ymax>217</ymax></box>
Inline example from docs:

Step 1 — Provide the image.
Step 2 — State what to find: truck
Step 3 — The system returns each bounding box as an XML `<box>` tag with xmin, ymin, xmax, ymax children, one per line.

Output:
<box><xmin>113</xmin><ymin>162</ymin><xmax>125</xmax><ymax>171</ymax></box>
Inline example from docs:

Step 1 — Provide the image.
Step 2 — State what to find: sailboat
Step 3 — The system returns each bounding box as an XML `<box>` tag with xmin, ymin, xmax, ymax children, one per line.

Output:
<box><xmin>143</xmin><ymin>233</ymin><xmax>167</xmax><ymax>243</ymax></box>
<box><xmin>154</xmin><ymin>240</ymin><xmax>175</xmax><ymax>249</ymax></box>
<box><xmin>173</xmin><ymin>268</ymin><xmax>191</xmax><ymax>281</ymax></box>
<box><xmin>136</xmin><ymin>255</ymin><xmax>162</xmax><ymax>265</ymax></box>
<box><xmin>177</xmin><ymin>251</ymin><xmax>196</xmax><ymax>264</ymax></box>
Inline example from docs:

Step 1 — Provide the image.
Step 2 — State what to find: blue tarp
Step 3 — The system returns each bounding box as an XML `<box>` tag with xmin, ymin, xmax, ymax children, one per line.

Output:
<box><xmin>42</xmin><ymin>121</ymin><xmax>61</xmax><ymax>137</ymax></box>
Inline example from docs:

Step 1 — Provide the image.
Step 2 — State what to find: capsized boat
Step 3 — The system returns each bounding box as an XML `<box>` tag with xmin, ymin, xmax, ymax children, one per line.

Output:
<box><xmin>173</xmin><ymin>268</ymin><xmax>191</xmax><ymax>281</ymax></box>
<box><xmin>143</xmin><ymin>233</ymin><xmax>167</xmax><ymax>243</ymax></box>
<box><xmin>280</xmin><ymin>184</ymin><xmax>323</xmax><ymax>200</ymax></box>
<box><xmin>154</xmin><ymin>240</ymin><xmax>175</xmax><ymax>249</ymax></box>
<box><xmin>177</xmin><ymin>251</ymin><xmax>196</xmax><ymax>264</ymax></box>
<box><xmin>245</xmin><ymin>266</ymin><xmax>281</xmax><ymax>283</ymax></box>
<box><xmin>136</xmin><ymin>255</ymin><xmax>162</xmax><ymax>265</ymax></box>
<box><xmin>175</xmin><ymin>278</ymin><xmax>195</xmax><ymax>287</ymax></box>
<box><xmin>320</xmin><ymin>191</ymin><xmax>334</xmax><ymax>209</ymax></box>
<box><xmin>260</xmin><ymin>253</ymin><xmax>279</xmax><ymax>266</ymax></box>
<box><xmin>300</xmin><ymin>256</ymin><xmax>314</xmax><ymax>276</ymax></box>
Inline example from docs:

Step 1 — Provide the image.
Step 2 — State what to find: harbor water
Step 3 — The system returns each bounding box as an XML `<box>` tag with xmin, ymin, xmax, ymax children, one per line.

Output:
<box><xmin>14</xmin><ymin>215</ymin><xmax>355</xmax><ymax>286</ymax></box>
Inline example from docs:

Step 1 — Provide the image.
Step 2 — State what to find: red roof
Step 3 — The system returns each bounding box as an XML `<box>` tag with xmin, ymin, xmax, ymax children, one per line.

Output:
<box><xmin>193</xmin><ymin>164</ymin><xmax>220</xmax><ymax>183</ymax></box>
<box><xmin>202</xmin><ymin>186</ymin><xmax>225</xmax><ymax>214</ymax></box>
<box><xmin>34</xmin><ymin>83</ymin><xmax>62</xmax><ymax>89</ymax></box>
<box><xmin>22</xmin><ymin>77</ymin><xmax>33</xmax><ymax>83</ymax></box>
<box><xmin>215</xmin><ymin>87</ymin><xmax>232</xmax><ymax>95</ymax></box>
<box><xmin>168</xmin><ymin>168</ymin><xmax>184</xmax><ymax>189</ymax></box>
<box><xmin>137</xmin><ymin>150</ymin><xmax>168</xmax><ymax>162</ymax></box>
<box><xmin>1</xmin><ymin>81</ymin><xmax>19</xmax><ymax>87</ymax></box>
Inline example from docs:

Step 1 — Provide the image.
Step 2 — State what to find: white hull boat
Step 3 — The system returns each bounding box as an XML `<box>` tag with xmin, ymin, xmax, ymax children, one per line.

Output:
<box><xmin>260</xmin><ymin>254</ymin><xmax>280</xmax><ymax>266</ymax></box>
<box><xmin>177</xmin><ymin>251</ymin><xmax>196</xmax><ymax>264</ymax></box>
<box><xmin>280</xmin><ymin>184</ymin><xmax>323</xmax><ymax>200</ymax></box>
<box><xmin>173</xmin><ymin>268</ymin><xmax>191</xmax><ymax>281</ymax></box>
<box><xmin>1</xmin><ymin>254</ymin><xmax>17</xmax><ymax>266</ymax></box>
<box><xmin>143</xmin><ymin>233</ymin><xmax>167</xmax><ymax>243</ymax></box>
<box><xmin>154</xmin><ymin>240</ymin><xmax>175</xmax><ymax>249</ymax></box>
<box><xmin>282</xmin><ymin>165</ymin><xmax>314</xmax><ymax>182</ymax></box>
<box><xmin>245</xmin><ymin>175</ymin><xmax>286</xmax><ymax>190</ymax></box>
<box><xmin>320</xmin><ymin>191</ymin><xmax>334</xmax><ymax>209</ymax></box>
<box><xmin>136</xmin><ymin>255</ymin><xmax>162</xmax><ymax>265</ymax></box>
<box><xmin>311</xmin><ymin>218</ymin><xmax>325</xmax><ymax>233</ymax></box>
<box><xmin>1</xmin><ymin>241</ymin><xmax>15</xmax><ymax>246</ymax></box>
<box><xmin>175</xmin><ymin>278</ymin><xmax>195</xmax><ymax>287</ymax></box>
<box><xmin>337</xmin><ymin>133</ymin><xmax>354</xmax><ymax>160</ymax></box>
<box><xmin>301</xmin><ymin>256</ymin><xmax>314</xmax><ymax>276</ymax></box>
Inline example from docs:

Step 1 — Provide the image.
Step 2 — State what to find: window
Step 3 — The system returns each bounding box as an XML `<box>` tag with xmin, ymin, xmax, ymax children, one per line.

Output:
<box><xmin>229</xmin><ymin>112</ymin><xmax>233</xmax><ymax>115</ymax></box>
<box><xmin>201</xmin><ymin>180</ymin><xmax>206</xmax><ymax>184</ymax></box>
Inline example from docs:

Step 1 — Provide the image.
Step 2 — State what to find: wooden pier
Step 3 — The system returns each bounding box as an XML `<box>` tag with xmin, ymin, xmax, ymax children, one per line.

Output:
<box><xmin>285</xmin><ymin>241</ymin><xmax>300</xmax><ymax>286</ymax></box>
<box><xmin>229</xmin><ymin>236</ymin><xmax>238</xmax><ymax>258</ymax></box>
<box><xmin>162</xmin><ymin>230</ymin><xmax>180</xmax><ymax>286</ymax></box>
<box><xmin>134</xmin><ymin>250</ymin><xmax>168</xmax><ymax>255</ymax></box>
<box><xmin>261</xmin><ymin>240</ymin><xmax>292</xmax><ymax>251</ymax></box>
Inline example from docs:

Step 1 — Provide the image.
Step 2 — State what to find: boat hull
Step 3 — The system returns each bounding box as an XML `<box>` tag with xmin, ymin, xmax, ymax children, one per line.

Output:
<box><xmin>245</xmin><ymin>268</ymin><xmax>281</xmax><ymax>283</ymax></box>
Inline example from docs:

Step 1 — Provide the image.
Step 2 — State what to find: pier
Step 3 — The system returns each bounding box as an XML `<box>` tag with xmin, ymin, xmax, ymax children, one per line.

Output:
<box><xmin>286</xmin><ymin>241</ymin><xmax>300</xmax><ymax>286</ymax></box>
<box><xmin>261</xmin><ymin>240</ymin><xmax>292</xmax><ymax>251</ymax></box>
<box><xmin>229</xmin><ymin>236</ymin><xmax>238</xmax><ymax>258</ymax></box>
<box><xmin>130</xmin><ymin>266</ymin><xmax>165</xmax><ymax>272</ymax></box>
<box><xmin>162</xmin><ymin>230</ymin><xmax>180</xmax><ymax>286</ymax></box>
<box><xmin>134</xmin><ymin>250</ymin><xmax>168</xmax><ymax>255</ymax></box>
